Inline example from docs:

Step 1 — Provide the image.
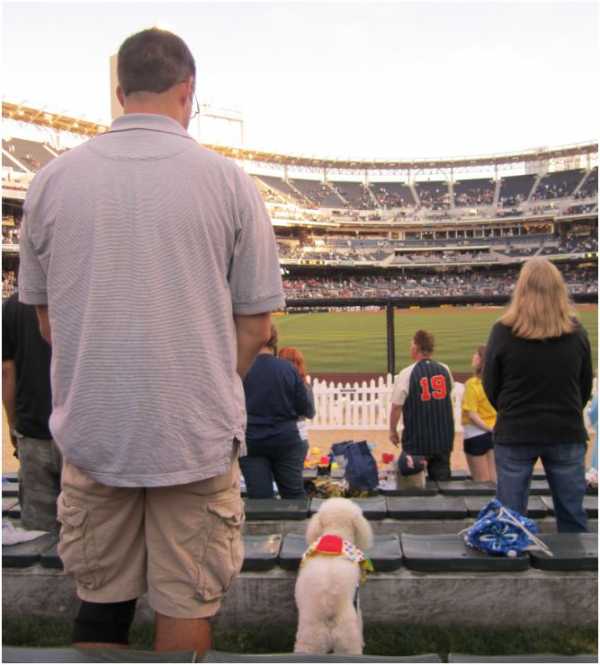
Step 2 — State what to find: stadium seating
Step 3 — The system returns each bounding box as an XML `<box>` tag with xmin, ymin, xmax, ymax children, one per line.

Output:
<box><xmin>1</xmin><ymin>647</ymin><xmax>196</xmax><ymax>663</ymax></box>
<box><xmin>498</xmin><ymin>174</ymin><xmax>537</xmax><ymax>208</ymax></box>
<box><xmin>414</xmin><ymin>181</ymin><xmax>450</xmax><ymax>210</ymax></box>
<box><xmin>4</xmin><ymin>649</ymin><xmax>595</xmax><ymax>663</ymax></box>
<box><xmin>288</xmin><ymin>178</ymin><xmax>345</xmax><ymax>208</ymax></box>
<box><xmin>3</xmin><ymin>483</ymin><xmax>597</xmax><ymax>640</ymax></box>
<box><xmin>447</xmin><ymin>655</ymin><xmax>597</xmax><ymax>663</ymax></box>
<box><xmin>241</xmin><ymin>535</ymin><xmax>282</xmax><ymax>571</ymax></box>
<box><xmin>400</xmin><ymin>533</ymin><xmax>530</xmax><ymax>572</ymax></box>
<box><xmin>530</xmin><ymin>533</ymin><xmax>597</xmax><ymax>571</ymax></box>
<box><xmin>379</xmin><ymin>480</ymin><xmax>439</xmax><ymax>496</ymax></box>
<box><xmin>564</xmin><ymin>203</ymin><xmax>597</xmax><ymax>216</ymax></box>
<box><xmin>453</xmin><ymin>178</ymin><xmax>496</xmax><ymax>207</ymax></box>
<box><xmin>201</xmin><ymin>653</ymin><xmax>441</xmax><ymax>663</ymax></box>
<box><xmin>573</xmin><ymin>167</ymin><xmax>598</xmax><ymax>200</ymax></box>
<box><xmin>386</xmin><ymin>496</ymin><xmax>468</xmax><ymax>519</ymax></box>
<box><xmin>309</xmin><ymin>496</ymin><xmax>387</xmax><ymax>520</ymax></box>
<box><xmin>331</xmin><ymin>181</ymin><xmax>375</xmax><ymax>209</ymax></box>
<box><xmin>2</xmin><ymin>481</ymin><xmax>19</xmax><ymax>497</ymax></box>
<box><xmin>541</xmin><ymin>496</ymin><xmax>598</xmax><ymax>519</ymax></box>
<box><xmin>2</xmin><ymin>138</ymin><xmax>56</xmax><ymax>173</ymax></box>
<box><xmin>253</xmin><ymin>176</ymin><xmax>293</xmax><ymax>204</ymax></box>
<box><xmin>278</xmin><ymin>532</ymin><xmax>403</xmax><ymax>572</ymax></box>
<box><xmin>531</xmin><ymin>169</ymin><xmax>587</xmax><ymax>201</ymax></box>
<box><xmin>244</xmin><ymin>499</ymin><xmax>310</xmax><ymax>521</ymax></box>
<box><xmin>254</xmin><ymin>175</ymin><xmax>304</xmax><ymax>206</ymax></box>
<box><xmin>2</xmin><ymin>498</ymin><xmax>21</xmax><ymax>519</ymax></box>
<box><xmin>2</xmin><ymin>533</ymin><xmax>57</xmax><ymax>568</ymax></box>
<box><xmin>437</xmin><ymin>481</ymin><xmax>496</xmax><ymax>496</ymax></box>
<box><xmin>370</xmin><ymin>181</ymin><xmax>416</xmax><ymax>208</ymax></box>
<box><xmin>465</xmin><ymin>496</ymin><xmax>548</xmax><ymax>520</ymax></box>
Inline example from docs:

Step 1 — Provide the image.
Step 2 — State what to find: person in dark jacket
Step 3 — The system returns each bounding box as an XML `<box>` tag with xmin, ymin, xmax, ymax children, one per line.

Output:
<box><xmin>241</xmin><ymin>325</ymin><xmax>315</xmax><ymax>499</ymax></box>
<box><xmin>483</xmin><ymin>257</ymin><xmax>593</xmax><ymax>532</ymax></box>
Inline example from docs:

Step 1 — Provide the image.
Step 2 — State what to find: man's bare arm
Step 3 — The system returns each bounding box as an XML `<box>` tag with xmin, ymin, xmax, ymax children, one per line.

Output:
<box><xmin>234</xmin><ymin>312</ymin><xmax>272</xmax><ymax>379</ymax></box>
<box><xmin>35</xmin><ymin>305</ymin><xmax>52</xmax><ymax>345</ymax></box>
<box><xmin>389</xmin><ymin>403</ymin><xmax>403</xmax><ymax>447</ymax></box>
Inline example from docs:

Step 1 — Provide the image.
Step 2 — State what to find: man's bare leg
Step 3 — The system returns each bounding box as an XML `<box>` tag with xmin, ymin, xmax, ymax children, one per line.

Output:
<box><xmin>154</xmin><ymin>612</ymin><xmax>212</xmax><ymax>655</ymax></box>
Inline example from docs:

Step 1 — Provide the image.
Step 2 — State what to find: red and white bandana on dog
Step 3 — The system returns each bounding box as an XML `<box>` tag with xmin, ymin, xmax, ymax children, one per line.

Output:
<box><xmin>301</xmin><ymin>534</ymin><xmax>374</xmax><ymax>583</ymax></box>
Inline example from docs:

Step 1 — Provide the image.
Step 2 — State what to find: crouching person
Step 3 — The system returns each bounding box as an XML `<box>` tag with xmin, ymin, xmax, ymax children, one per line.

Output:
<box><xmin>17</xmin><ymin>27</ymin><xmax>285</xmax><ymax>653</ymax></box>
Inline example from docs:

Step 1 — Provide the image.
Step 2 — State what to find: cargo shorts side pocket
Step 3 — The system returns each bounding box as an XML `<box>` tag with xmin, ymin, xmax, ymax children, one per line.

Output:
<box><xmin>57</xmin><ymin>493</ymin><xmax>103</xmax><ymax>591</ymax></box>
<box><xmin>196</xmin><ymin>499</ymin><xmax>244</xmax><ymax>602</ymax></box>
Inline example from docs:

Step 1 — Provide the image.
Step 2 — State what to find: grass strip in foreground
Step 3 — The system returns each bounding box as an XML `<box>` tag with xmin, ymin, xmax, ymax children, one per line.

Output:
<box><xmin>2</xmin><ymin>618</ymin><xmax>597</xmax><ymax>657</ymax></box>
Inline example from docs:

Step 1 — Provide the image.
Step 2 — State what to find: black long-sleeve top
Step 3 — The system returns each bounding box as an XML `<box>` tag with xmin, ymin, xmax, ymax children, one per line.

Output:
<box><xmin>483</xmin><ymin>321</ymin><xmax>593</xmax><ymax>446</ymax></box>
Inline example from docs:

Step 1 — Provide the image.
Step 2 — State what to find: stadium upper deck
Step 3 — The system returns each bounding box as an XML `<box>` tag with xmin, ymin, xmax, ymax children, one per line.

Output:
<box><xmin>2</xmin><ymin>102</ymin><xmax>598</xmax><ymax>279</ymax></box>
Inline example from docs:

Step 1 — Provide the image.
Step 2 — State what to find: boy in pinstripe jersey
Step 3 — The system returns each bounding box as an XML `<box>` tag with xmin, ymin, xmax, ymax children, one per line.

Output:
<box><xmin>389</xmin><ymin>330</ymin><xmax>455</xmax><ymax>481</ymax></box>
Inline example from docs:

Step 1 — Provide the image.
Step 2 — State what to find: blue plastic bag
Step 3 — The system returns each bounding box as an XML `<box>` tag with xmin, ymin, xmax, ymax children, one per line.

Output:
<box><xmin>463</xmin><ymin>498</ymin><xmax>552</xmax><ymax>558</ymax></box>
<box><xmin>343</xmin><ymin>440</ymin><xmax>379</xmax><ymax>492</ymax></box>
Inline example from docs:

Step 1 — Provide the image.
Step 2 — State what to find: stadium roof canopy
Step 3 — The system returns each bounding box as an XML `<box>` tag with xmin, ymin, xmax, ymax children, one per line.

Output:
<box><xmin>3</xmin><ymin>101</ymin><xmax>598</xmax><ymax>171</ymax></box>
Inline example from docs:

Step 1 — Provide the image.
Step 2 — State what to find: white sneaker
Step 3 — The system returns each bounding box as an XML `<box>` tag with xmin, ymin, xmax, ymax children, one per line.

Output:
<box><xmin>2</xmin><ymin>519</ymin><xmax>48</xmax><ymax>546</ymax></box>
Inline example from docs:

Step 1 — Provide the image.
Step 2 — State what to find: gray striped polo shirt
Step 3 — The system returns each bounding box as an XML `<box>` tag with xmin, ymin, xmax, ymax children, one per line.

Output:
<box><xmin>18</xmin><ymin>113</ymin><xmax>285</xmax><ymax>487</ymax></box>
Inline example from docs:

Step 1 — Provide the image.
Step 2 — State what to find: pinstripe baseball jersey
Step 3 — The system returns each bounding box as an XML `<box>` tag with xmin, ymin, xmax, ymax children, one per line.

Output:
<box><xmin>392</xmin><ymin>359</ymin><xmax>454</xmax><ymax>455</ymax></box>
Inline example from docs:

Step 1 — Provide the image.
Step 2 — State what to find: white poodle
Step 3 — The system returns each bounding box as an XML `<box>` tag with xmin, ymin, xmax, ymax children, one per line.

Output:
<box><xmin>293</xmin><ymin>497</ymin><xmax>374</xmax><ymax>655</ymax></box>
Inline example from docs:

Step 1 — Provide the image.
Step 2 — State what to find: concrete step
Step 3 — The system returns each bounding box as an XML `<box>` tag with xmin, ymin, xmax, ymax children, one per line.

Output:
<box><xmin>531</xmin><ymin>533</ymin><xmax>598</xmax><ymax>572</ymax></box>
<box><xmin>242</xmin><ymin>518</ymin><xmax>598</xmax><ymax>538</ymax></box>
<box><xmin>400</xmin><ymin>533</ymin><xmax>530</xmax><ymax>572</ymax></box>
<box><xmin>3</xmin><ymin>565</ymin><xmax>596</xmax><ymax>629</ymax></box>
<box><xmin>2</xmin><ymin>647</ymin><xmax>195</xmax><ymax>662</ymax></box>
<box><xmin>202</xmin><ymin>652</ymin><xmax>441</xmax><ymax>663</ymax></box>
<box><xmin>279</xmin><ymin>532</ymin><xmax>403</xmax><ymax>572</ymax></box>
<box><xmin>448</xmin><ymin>655</ymin><xmax>597</xmax><ymax>663</ymax></box>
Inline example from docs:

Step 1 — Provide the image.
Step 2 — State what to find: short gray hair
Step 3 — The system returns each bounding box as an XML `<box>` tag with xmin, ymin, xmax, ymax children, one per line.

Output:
<box><xmin>117</xmin><ymin>28</ymin><xmax>196</xmax><ymax>96</ymax></box>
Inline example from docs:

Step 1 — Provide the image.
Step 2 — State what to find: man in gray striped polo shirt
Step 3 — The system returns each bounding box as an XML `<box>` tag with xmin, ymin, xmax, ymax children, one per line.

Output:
<box><xmin>19</xmin><ymin>28</ymin><xmax>284</xmax><ymax>655</ymax></box>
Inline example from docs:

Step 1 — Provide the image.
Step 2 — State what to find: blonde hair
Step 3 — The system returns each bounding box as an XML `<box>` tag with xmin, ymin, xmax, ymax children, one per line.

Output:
<box><xmin>500</xmin><ymin>258</ymin><xmax>576</xmax><ymax>340</ymax></box>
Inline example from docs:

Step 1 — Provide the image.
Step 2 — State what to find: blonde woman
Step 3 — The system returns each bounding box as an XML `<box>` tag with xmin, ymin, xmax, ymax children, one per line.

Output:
<box><xmin>483</xmin><ymin>258</ymin><xmax>593</xmax><ymax>532</ymax></box>
<box><xmin>462</xmin><ymin>345</ymin><xmax>496</xmax><ymax>483</ymax></box>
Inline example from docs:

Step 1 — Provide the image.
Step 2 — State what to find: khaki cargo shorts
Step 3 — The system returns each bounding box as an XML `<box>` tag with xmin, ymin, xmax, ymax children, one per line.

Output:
<box><xmin>57</xmin><ymin>455</ymin><xmax>244</xmax><ymax>619</ymax></box>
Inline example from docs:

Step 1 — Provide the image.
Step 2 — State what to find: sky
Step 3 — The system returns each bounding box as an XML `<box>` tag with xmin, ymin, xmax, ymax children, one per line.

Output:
<box><xmin>2</xmin><ymin>1</ymin><xmax>599</xmax><ymax>160</ymax></box>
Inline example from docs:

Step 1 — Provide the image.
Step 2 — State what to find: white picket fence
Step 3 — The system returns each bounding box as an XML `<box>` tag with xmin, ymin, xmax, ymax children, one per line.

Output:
<box><xmin>306</xmin><ymin>374</ymin><xmax>464</xmax><ymax>431</ymax></box>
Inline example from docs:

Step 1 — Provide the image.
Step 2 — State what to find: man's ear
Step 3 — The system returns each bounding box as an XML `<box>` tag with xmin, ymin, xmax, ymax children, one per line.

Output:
<box><xmin>116</xmin><ymin>86</ymin><xmax>125</xmax><ymax>108</ymax></box>
<box><xmin>182</xmin><ymin>77</ymin><xmax>194</xmax><ymax>104</ymax></box>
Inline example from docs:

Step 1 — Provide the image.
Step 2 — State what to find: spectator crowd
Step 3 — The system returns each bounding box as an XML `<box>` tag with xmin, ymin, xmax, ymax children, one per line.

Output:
<box><xmin>282</xmin><ymin>267</ymin><xmax>597</xmax><ymax>300</ymax></box>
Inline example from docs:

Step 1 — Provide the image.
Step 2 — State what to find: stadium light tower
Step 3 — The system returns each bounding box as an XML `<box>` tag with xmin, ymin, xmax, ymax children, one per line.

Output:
<box><xmin>109</xmin><ymin>54</ymin><xmax>122</xmax><ymax>121</ymax></box>
<box><xmin>197</xmin><ymin>104</ymin><xmax>244</xmax><ymax>148</ymax></box>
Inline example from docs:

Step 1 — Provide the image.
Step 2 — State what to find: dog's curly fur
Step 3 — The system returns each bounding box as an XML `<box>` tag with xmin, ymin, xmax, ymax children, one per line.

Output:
<box><xmin>293</xmin><ymin>497</ymin><xmax>373</xmax><ymax>655</ymax></box>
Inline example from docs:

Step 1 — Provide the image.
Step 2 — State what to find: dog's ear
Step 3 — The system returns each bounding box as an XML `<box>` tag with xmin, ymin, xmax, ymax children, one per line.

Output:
<box><xmin>353</xmin><ymin>513</ymin><xmax>373</xmax><ymax>551</ymax></box>
<box><xmin>306</xmin><ymin>512</ymin><xmax>323</xmax><ymax>544</ymax></box>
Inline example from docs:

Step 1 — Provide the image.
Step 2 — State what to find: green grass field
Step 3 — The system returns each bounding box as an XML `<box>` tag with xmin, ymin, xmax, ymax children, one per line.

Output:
<box><xmin>275</xmin><ymin>305</ymin><xmax>598</xmax><ymax>374</ymax></box>
<box><xmin>3</xmin><ymin>617</ymin><xmax>597</xmax><ymax>656</ymax></box>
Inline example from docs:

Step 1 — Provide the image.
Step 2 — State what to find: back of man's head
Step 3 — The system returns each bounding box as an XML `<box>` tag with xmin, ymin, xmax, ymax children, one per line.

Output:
<box><xmin>413</xmin><ymin>329</ymin><xmax>434</xmax><ymax>356</ymax></box>
<box><xmin>117</xmin><ymin>28</ymin><xmax>196</xmax><ymax>96</ymax></box>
